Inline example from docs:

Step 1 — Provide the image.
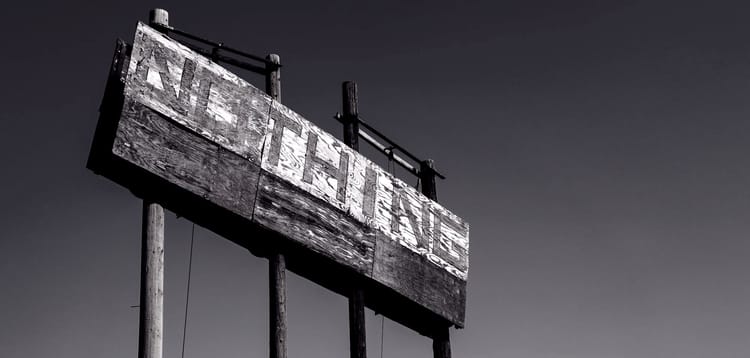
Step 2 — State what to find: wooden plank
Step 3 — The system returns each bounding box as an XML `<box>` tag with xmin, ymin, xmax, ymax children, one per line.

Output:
<box><xmin>342</xmin><ymin>81</ymin><xmax>367</xmax><ymax>358</ymax></box>
<box><xmin>125</xmin><ymin>23</ymin><xmax>271</xmax><ymax>165</ymax></box>
<box><xmin>260</xmin><ymin>100</ymin><xmax>470</xmax><ymax>281</ymax></box>
<box><xmin>90</xmin><ymin>22</ymin><xmax>471</xmax><ymax>329</ymax></box>
<box><xmin>369</xmin><ymin>165</ymin><xmax>470</xmax><ymax>280</ymax></box>
<box><xmin>372</xmin><ymin>234</ymin><xmax>466</xmax><ymax>327</ymax></box>
<box><xmin>269</xmin><ymin>253</ymin><xmax>287</xmax><ymax>358</ymax></box>
<box><xmin>113</xmin><ymin>99</ymin><xmax>259</xmax><ymax>220</ymax></box>
<box><xmin>254</xmin><ymin>171</ymin><xmax>376</xmax><ymax>275</ymax></box>
<box><xmin>122</xmin><ymin>22</ymin><xmax>470</xmax><ymax>282</ymax></box>
<box><xmin>138</xmin><ymin>200</ymin><xmax>165</xmax><ymax>358</ymax></box>
<box><xmin>265</xmin><ymin>52</ymin><xmax>287</xmax><ymax>358</ymax></box>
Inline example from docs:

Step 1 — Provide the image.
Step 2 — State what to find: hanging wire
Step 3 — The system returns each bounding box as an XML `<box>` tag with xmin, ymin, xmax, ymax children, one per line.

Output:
<box><xmin>181</xmin><ymin>223</ymin><xmax>196</xmax><ymax>358</ymax></box>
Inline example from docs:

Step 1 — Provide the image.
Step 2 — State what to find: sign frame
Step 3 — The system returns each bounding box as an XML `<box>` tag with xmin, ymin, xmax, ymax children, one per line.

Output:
<box><xmin>88</xmin><ymin>23</ymin><xmax>469</xmax><ymax>335</ymax></box>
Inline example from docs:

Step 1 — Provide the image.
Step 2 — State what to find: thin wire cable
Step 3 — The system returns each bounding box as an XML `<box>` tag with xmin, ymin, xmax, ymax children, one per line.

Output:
<box><xmin>181</xmin><ymin>223</ymin><xmax>196</xmax><ymax>358</ymax></box>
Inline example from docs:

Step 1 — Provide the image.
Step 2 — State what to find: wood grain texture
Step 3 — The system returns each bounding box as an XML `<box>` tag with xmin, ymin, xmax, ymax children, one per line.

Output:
<box><xmin>138</xmin><ymin>200</ymin><xmax>164</xmax><ymax>358</ymax></box>
<box><xmin>342</xmin><ymin>80</ymin><xmax>367</xmax><ymax>358</ymax></box>
<box><xmin>260</xmin><ymin>100</ymin><xmax>470</xmax><ymax>280</ymax></box>
<box><xmin>122</xmin><ymin>22</ymin><xmax>469</xmax><ymax>282</ymax></box>
<box><xmin>113</xmin><ymin>99</ymin><xmax>259</xmax><ymax>220</ymax></box>
<box><xmin>254</xmin><ymin>171</ymin><xmax>376</xmax><ymax>275</ymax></box>
<box><xmin>90</xmin><ymin>22</ymin><xmax>471</xmax><ymax>329</ymax></box>
<box><xmin>372</xmin><ymin>233</ymin><xmax>466</xmax><ymax>327</ymax></box>
<box><xmin>125</xmin><ymin>23</ymin><xmax>270</xmax><ymax>165</ymax></box>
<box><xmin>269</xmin><ymin>252</ymin><xmax>287</xmax><ymax>358</ymax></box>
<box><xmin>370</xmin><ymin>165</ymin><xmax>470</xmax><ymax>280</ymax></box>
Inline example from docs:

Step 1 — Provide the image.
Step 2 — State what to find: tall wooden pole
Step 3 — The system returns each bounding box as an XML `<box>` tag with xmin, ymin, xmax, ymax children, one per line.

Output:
<box><xmin>431</xmin><ymin>328</ymin><xmax>451</xmax><ymax>358</ymax></box>
<box><xmin>419</xmin><ymin>159</ymin><xmax>450</xmax><ymax>358</ymax></box>
<box><xmin>342</xmin><ymin>81</ymin><xmax>359</xmax><ymax>151</ymax></box>
<box><xmin>139</xmin><ymin>201</ymin><xmax>165</xmax><ymax>358</ymax></box>
<box><xmin>265</xmin><ymin>54</ymin><xmax>286</xmax><ymax>358</ymax></box>
<box><xmin>420</xmin><ymin>159</ymin><xmax>437</xmax><ymax>201</ymax></box>
<box><xmin>266</xmin><ymin>54</ymin><xmax>281</xmax><ymax>102</ymax></box>
<box><xmin>138</xmin><ymin>11</ymin><xmax>168</xmax><ymax>358</ymax></box>
<box><xmin>342</xmin><ymin>81</ymin><xmax>366</xmax><ymax>358</ymax></box>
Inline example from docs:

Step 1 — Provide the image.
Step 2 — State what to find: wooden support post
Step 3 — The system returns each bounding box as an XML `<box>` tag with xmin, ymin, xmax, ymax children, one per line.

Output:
<box><xmin>432</xmin><ymin>328</ymin><xmax>451</xmax><ymax>358</ymax></box>
<box><xmin>419</xmin><ymin>159</ymin><xmax>438</xmax><ymax>201</ymax></box>
<box><xmin>342</xmin><ymin>81</ymin><xmax>367</xmax><ymax>358</ymax></box>
<box><xmin>265</xmin><ymin>53</ymin><xmax>286</xmax><ymax>358</ymax></box>
<box><xmin>342</xmin><ymin>81</ymin><xmax>359</xmax><ymax>151</ymax></box>
<box><xmin>149</xmin><ymin>8</ymin><xmax>169</xmax><ymax>29</ymax></box>
<box><xmin>268</xmin><ymin>253</ymin><xmax>287</xmax><ymax>358</ymax></box>
<box><xmin>137</xmin><ymin>9</ymin><xmax>168</xmax><ymax>358</ymax></box>
<box><xmin>138</xmin><ymin>201</ymin><xmax>165</xmax><ymax>358</ymax></box>
<box><xmin>266</xmin><ymin>54</ymin><xmax>281</xmax><ymax>102</ymax></box>
<box><xmin>419</xmin><ymin>160</ymin><xmax>450</xmax><ymax>358</ymax></box>
<box><xmin>348</xmin><ymin>288</ymin><xmax>367</xmax><ymax>358</ymax></box>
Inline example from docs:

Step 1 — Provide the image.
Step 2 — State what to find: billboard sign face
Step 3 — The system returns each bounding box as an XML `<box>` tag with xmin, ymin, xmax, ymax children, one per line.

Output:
<box><xmin>90</xmin><ymin>22</ymin><xmax>470</xmax><ymax>331</ymax></box>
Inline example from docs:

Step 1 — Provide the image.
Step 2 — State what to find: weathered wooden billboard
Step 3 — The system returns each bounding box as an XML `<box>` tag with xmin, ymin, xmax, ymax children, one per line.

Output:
<box><xmin>89</xmin><ymin>22</ymin><xmax>469</xmax><ymax>333</ymax></box>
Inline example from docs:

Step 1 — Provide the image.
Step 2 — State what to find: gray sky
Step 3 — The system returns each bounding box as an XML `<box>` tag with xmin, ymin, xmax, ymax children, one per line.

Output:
<box><xmin>1</xmin><ymin>1</ymin><xmax>750</xmax><ymax>358</ymax></box>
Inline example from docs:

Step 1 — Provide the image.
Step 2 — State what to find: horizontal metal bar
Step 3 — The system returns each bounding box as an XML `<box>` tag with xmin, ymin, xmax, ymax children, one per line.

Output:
<box><xmin>356</xmin><ymin>117</ymin><xmax>419</xmax><ymax>163</ymax></box>
<box><xmin>334</xmin><ymin>113</ymin><xmax>445</xmax><ymax>180</ymax></box>
<box><xmin>180</xmin><ymin>42</ymin><xmax>268</xmax><ymax>74</ymax></box>
<box><xmin>356</xmin><ymin>115</ymin><xmax>446</xmax><ymax>179</ymax></box>
<box><xmin>151</xmin><ymin>23</ymin><xmax>279</xmax><ymax>68</ymax></box>
<box><xmin>359</xmin><ymin>130</ymin><xmax>419</xmax><ymax>176</ymax></box>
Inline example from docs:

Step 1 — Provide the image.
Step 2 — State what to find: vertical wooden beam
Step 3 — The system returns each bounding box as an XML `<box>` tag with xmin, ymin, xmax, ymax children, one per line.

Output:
<box><xmin>137</xmin><ymin>9</ymin><xmax>168</xmax><ymax>358</ymax></box>
<box><xmin>149</xmin><ymin>8</ymin><xmax>169</xmax><ymax>29</ymax></box>
<box><xmin>348</xmin><ymin>288</ymin><xmax>367</xmax><ymax>358</ymax></box>
<box><xmin>342</xmin><ymin>81</ymin><xmax>366</xmax><ymax>358</ymax></box>
<box><xmin>138</xmin><ymin>201</ymin><xmax>165</xmax><ymax>358</ymax></box>
<box><xmin>265</xmin><ymin>53</ymin><xmax>286</xmax><ymax>358</ymax></box>
<box><xmin>342</xmin><ymin>81</ymin><xmax>359</xmax><ymax>151</ymax></box>
<box><xmin>420</xmin><ymin>160</ymin><xmax>450</xmax><ymax>358</ymax></box>
<box><xmin>419</xmin><ymin>159</ymin><xmax>438</xmax><ymax>202</ymax></box>
<box><xmin>266</xmin><ymin>54</ymin><xmax>281</xmax><ymax>102</ymax></box>
<box><xmin>268</xmin><ymin>253</ymin><xmax>287</xmax><ymax>358</ymax></box>
<box><xmin>431</xmin><ymin>328</ymin><xmax>451</xmax><ymax>358</ymax></box>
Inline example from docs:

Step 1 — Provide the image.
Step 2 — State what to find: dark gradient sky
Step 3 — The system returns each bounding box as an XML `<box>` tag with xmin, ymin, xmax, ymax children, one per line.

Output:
<box><xmin>2</xmin><ymin>1</ymin><xmax>750</xmax><ymax>357</ymax></box>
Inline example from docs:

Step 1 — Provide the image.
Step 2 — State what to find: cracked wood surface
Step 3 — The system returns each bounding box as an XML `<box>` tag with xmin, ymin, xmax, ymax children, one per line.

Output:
<box><xmin>90</xmin><ymin>22</ymin><xmax>470</xmax><ymax>328</ymax></box>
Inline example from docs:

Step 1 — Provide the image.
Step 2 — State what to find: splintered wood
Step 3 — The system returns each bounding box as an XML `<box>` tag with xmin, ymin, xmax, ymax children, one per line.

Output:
<box><xmin>101</xmin><ymin>22</ymin><xmax>470</xmax><ymax>327</ymax></box>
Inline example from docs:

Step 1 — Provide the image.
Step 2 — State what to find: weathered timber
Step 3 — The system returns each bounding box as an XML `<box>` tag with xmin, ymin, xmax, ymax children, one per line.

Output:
<box><xmin>432</xmin><ymin>328</ymin><xmax>451</xmax><ymax>358</ymax></box>
<box><xmin>254</xmin><ymin>172</ymin><xmax>376</xmax><ymax>275</ymax></box>
<box><xmin>342</xmin><ymin>81</ymin><xmax>359</xmax><ymax>151</ymax></box>
<box><xmin>260</xmin><ymin>99</ymin><xmax>469</xmax><ymax>280</ymax></box>
<box><xmin>419</xmin><ymin>154</ymin><xmax>453</xmax><ymax>358</ymax></box>
<box><xmin>269</xmin><ymin>253</ymin><xmax>286</xmax><ymax>358</ymax></box>
<box><xmin>372</xmin><ymin>234</ymin><xmax>466</xmax><ymax>327</ymax></box>
<box><xmin>138</xmin><ymin>11</ymin><xmax>169</xmax><ymax>358</ymax></box>
<box><xmin>125</xmin><ymin>23</ymin><xmax>271</xmax><ymax>165</ymax></box>
<box><xmin>370</xmin><ymin>165</ymin><xmax>469</xmax><ymax>279</ymax></box>
<box><xmin>420</xmin><ymin>159</ymin><xmax>438</xmax><ymax>202</ymax></box>
<box><xmin>138</xmin><ymin>200</ymin><xmax>165</xmax><ymax>358</ymax></box>
<box><xmin>349</xmin><ymin>287</ymin><xmax>366</xmax><ymax>358</ymax></box>
<box><xmin>342</xmin><ymin>81</ymin><xmax>366</xmax><ymax>358</ymax></box>
<box><xmin>113</xmin><ymin>99</ymin><xmax>260</xmax><ymax>220</ymax></box>
<box><xmin>88</xmin><ymin>21</ymin><xmax>470</xmax><ymax>332</ymax></box>
<box><xmin>125</xmin><ymin>22</ymin><xmax>469</xmax><ymax>282</ymax></box>
<box><xmin>265</xmin><ymin>52</ymin><xmax>287</xmax><ymax>358</ymax></box>
<box><xmin>265</xmin><ymin>54</ymin><xmax>281</xmax><ymax>101</ymax></box>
